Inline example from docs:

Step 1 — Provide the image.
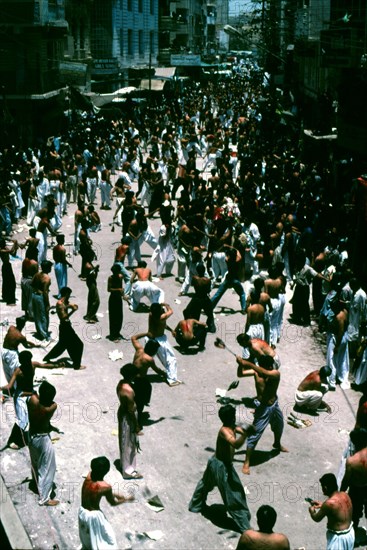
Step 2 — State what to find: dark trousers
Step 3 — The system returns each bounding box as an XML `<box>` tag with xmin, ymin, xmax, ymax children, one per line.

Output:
<box><xmin>44</xmin><ymin>321</ymin><xmax>84</xmax><ymax>369</ymax></box>
<box><xmin>184</xmin><ymin>296</ymin><xmax>216</xmax><ymax>333</ymax></box>
<box><xmin>133</xmin><ymin>378</ymin><xmax>152</xmax><ymax>428</ymax></box>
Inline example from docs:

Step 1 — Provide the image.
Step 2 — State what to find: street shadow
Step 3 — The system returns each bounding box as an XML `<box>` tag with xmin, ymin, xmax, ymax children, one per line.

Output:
<box><xmin>217</xmin><ymin>397</ymin><xmax>246</xmax><ymax>406</ymax></box>
<box><xmin>213</xmin><ymin>306</ymin><xmax>236</xmax><ymax>315</ymax></box>
<box><xmin>148</xmin><ymin>374</ymin><xmax>169</xmax><ymax>384</ymax></box>
<box><xmin>201</xmin><ymin>504</ymin><xmax>242</xmax><ymax>533</ymax></box>
<box><xmin>293</xmin><ymin>405</ymin><xmax>320</xmax><ymax>417</ymax></box>
<box><xmin>130</xmin><ymin>303</ymin><xmax>151</xmax><ymax>313</ymax></box>
<box><xmin>204</xmin><ymin>446</ymin><xmax>216</xmax><ymax>453</ymax></box>
<box><xmin>173</xmin><ymin>345</ymin><xmax>201</xmax><ymax>355</ymax></box>
<box><xmin>144</xmin><ymin>416</ymin><xmax>165</xmax><ymax>427</ymax></box>
<box><xmin>233</xmin><ymin>449</ymin><xmax>276</xmax><ymax>467</ymax></box>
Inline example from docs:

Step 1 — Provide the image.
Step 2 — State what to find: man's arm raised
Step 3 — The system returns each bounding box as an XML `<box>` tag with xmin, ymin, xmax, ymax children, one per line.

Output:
<box><xmin>236</xmin><ymin>356</ymin><xmax>256</xmax><ymax>378</ymax></box>
<box><xmin>131</xmin><ymin>332</ymin><xmax>148</xmax><ymax>351</ymax></box>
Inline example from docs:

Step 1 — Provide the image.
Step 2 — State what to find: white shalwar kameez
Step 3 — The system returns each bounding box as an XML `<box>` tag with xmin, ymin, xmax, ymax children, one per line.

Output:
<box><xmin>130</xmin><ymin>281</ymin><xmax>164</xmax><ymax>311</ymax></box>
<box><xmin>29</xmin><ymin>432</ymin><xmax>57</xmax><ymax>505</ymax></box>
<box><xmin>78</xmin><ymin>506</ymin><xmax>118</xmax><ymax>550</ymax></box>
<box><xmin>152</xmin><ymin>225</ymin><xmax>175</xmax><ymax>277</ymax></box>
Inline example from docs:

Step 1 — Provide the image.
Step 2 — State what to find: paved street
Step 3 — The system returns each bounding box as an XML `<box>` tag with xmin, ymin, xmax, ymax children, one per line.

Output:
<box><xmin>0</xmin><ymin>172</ymin><xmax>365</xmax><ymax>549</ymax></box>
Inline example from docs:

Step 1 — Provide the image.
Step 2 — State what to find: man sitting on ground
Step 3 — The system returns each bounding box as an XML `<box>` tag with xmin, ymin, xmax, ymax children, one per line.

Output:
<box><xmin>294</xmin><ymin>365</ymin><xmax>332</xmax><ymax>414</ymax></box>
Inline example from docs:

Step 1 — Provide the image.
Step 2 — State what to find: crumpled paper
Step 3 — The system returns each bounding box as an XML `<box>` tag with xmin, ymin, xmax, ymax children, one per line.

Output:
<box><xmin>108</xmin><ymin>350</ymin><xmax>123</xmax><ymax>361</ymax></box>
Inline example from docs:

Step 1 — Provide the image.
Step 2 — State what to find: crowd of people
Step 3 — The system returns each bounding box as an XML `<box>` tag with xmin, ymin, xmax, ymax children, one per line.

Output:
<box><xmin>1</xmin><ymin>57</ymin><xmax>367</xmax><ymax>549</ymax></box>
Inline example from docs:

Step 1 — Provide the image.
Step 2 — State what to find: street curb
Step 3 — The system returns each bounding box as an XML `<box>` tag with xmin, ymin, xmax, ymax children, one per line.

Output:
<box><xmin>0</xmin><ymin>475</ymin><xmax>33</xmax><ymax>550</ymax></box>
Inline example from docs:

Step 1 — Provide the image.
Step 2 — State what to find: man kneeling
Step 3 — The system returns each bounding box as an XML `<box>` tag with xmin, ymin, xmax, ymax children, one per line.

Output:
<box><xmin>172</xmin><ymin>319</ymin><xmax>208</xmax><ymax>351</ymax></box>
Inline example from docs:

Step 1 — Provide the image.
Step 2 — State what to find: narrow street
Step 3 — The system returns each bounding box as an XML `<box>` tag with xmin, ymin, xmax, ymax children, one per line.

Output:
<box><xmin>0</xmin><ymin>168</ymin><xmax>364</xmax><ymax>549</ymax></box>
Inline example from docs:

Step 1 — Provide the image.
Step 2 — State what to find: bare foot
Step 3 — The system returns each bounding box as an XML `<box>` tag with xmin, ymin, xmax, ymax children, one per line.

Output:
<box><xmin>273</xmin><ymin>444</ymin><xmax>289</xmax><ymax>452</ymax></box>
<box><xmin>242</xmin><ymin>463</ymin><xmax>250</xmax><ymax>475</ymax></box>
<box><xmin>74</xmin><ymin>365</ymin><xmax>87</xmax><ymax>370</ymax></box>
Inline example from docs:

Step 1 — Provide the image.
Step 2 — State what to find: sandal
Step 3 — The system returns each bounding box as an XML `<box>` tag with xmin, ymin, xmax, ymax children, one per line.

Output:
<box><xmin>123</xmin><ymin>471</ymin><xmax>143</xmax><ymax>480</ymax></box>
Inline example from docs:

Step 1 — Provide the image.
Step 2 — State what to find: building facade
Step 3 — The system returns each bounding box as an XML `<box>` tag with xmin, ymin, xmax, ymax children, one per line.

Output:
<box><xmin>0</xmin><ymin>0</ymin><xmax>69</xmax><ymax>144</ymax></box>
<box><xmin>90</xmin><ymin>0</ymin><xmax>158</xmax><ymax>92</ymax></box>
<box><xmin>158</xmin><ymin>0</ymin><xmax>206</xmax><ymax>66</ymax></box>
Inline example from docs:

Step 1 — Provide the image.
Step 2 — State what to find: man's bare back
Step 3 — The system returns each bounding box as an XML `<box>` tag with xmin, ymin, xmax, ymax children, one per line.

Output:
<box><xmin>81</xmin><ymin>474</ymin><xmax>112</xmax><ymax>511</ymax></box>
<box><xmin>237</xmin><ymin>529</ymin><xmax>290</xmax><ymax>549</ymax></box>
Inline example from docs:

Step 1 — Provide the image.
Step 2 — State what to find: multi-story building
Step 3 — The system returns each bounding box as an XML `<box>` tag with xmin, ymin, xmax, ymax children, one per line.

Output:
<box><xmin>207</xmin><ymin>1</ymin><xmax>229</xmax><ymax>54</ymax></box>
<box><xmin>90</xmin><ymin>0</ymin><xmax>158</xmax><ymax>92</ymax></box>
<box><xmin>158</xmin><ymin>0</ymin><xmax>206</xmax><ymax>66</ymax></box>
<box><xmin>0</xmin><ymin>0</ymin><xmax>69</xmax><ymax>143</ymax></box>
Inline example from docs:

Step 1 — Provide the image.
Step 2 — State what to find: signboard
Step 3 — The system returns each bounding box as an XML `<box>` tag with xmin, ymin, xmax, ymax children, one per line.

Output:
<box><xmin>92</xmin><ymin>58</ymin><xmax>119</xmax><ymax>75</ymax></box>
<box><xmin>59</xmin><ymin>61</ymin><xmax>87</xmax><ymax>86</ymax></box>
<box><xmin>170</xmin><ymin>54</ymin><xmax>201</xmax><ymax>66</ymax></box>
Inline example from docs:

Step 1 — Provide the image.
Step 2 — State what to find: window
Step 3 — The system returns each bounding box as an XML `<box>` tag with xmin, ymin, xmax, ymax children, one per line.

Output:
<box><xmin>127</xmin><ymin>0</ymin><xmax>132</xmax><ymax>11</ymax></box>
<box><xmin>150</xmin><ymin>0</ymin><xmax>154</xmax><ymax>15</ymax></box>
<box><xmin>138</xmin><ymin>0</ymin><xmax>143</xmax><ymax>13</ymax></box>
<box><xmin>139</xmin><ymin>30</ymin><xmax>144</xmax><ymax>55</ymax></box>
<box><xmin>128</xmin><ymin>29</ymin><xmax>133</xmax><ymax>55</ymax></box>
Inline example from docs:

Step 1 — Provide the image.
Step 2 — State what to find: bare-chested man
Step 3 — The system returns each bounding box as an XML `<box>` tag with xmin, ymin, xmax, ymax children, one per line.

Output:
<box><xmin>21</xmin><ymin>248</ymin><xmax>38</xmax><ymax>319</ymax></box>
<box><xmin>327</xmin><ymin>300</ymin><xmax>350</xmax><ymax>390</ymax></box>
<box><xmin>246</xmin><ymin>278</ymin><xmax>272</xmax><ymax>343</ymax></box>
<box><xmin>265</xmin><ymin>266</ymin><xmax>286</xmax><ymax>347</ymax></box>
<box><xmin>237</xmin><ymin>355</ymin><xmax>288</xmax><ymax>474</ymax></box>
<box><xmin>27</xmin><ymin>381</ymin><xmax>59</xmax><ymax>505</ymax></box>
<box><xmin>114</xmin><ymin>236</ymin><xmax>133</xmax><ymax>289</ymax></box>
<box><xmin>340</xmin><ymin>429</ymin><xmax>367</xmax><ymax>536</ymax></box>
<box><xmin>189</xmin><ymin>404</ymin><xmax>252</xmax><ymax>532</ymax></box>
<box><xmin>294</xmin><ymin>366</ymin><xmax>332</xmax><ymax>413</ymax></box>
<box><xmin>148</xmin><ymin>303</ymin><xmax>181</xmax><ymax>386</ymax></box>
<box><xmin>1</xmin><ymin>316</ymin><xmax>40</xmax><ymax>384</ymax></box>
<box><xmin>131</xmin><ymin>331</ymin><xmax>167</xmax><ymax>430</ymax></box>
<box><xmin>53</xmin><ymin>234</ymin><xmax>71</xmax><ymax>298</ymax></box>
<box><xmin>43</xmin><ymin>286</ymin><xmax>86</xmax><ymax>370</ymax></box>
<box><xmin>171</xmin><ymin>318</ymin><xmax>208</xmax><ymax>351</ymax></box>
<box><xmin>237</xmin><ymin>333</ymin><xmax>281</xmax><ymax>369</ymax></box>
<box><xmin>116</xmin><ymin>363</ymin><xmax>143</xmax><ymax>479</ymax></box>
<box><xmin>129</xmin><ymin>260</ymin><xmax>164</xmax><ymax>311</ymax></box>
<box><xmin>31</xmin><ymin>260</ymin><xmax>53</xmax><ymax>341</ymax></box>
<box><xmin>183</xmin><ymin>263</ymin><xmax>216</xmax><ymax>333</ymax></box>
<box><xmin>237</xmin><ymin>505</ymin><xmax>290</xmax><ymax>550</ymax></box>
<box><xmin>309</xmin><ymin>473</ymin><xmax>354</xmax><ymax>549</ymax></box>
<box><xmin>79</xmin><ymin>456</ymin><xmax>132</xmax><ymax>549</ymax></box>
